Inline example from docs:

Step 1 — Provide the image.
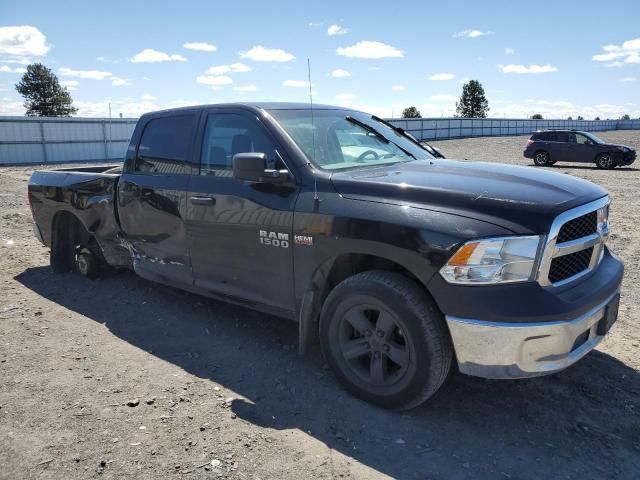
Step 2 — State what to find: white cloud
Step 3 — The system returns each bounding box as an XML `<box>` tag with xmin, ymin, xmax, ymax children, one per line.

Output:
<box><xmin>240</xmin><ymin>45</ymin><xmax>295</xmax><ymax>62</ymax></box>
<box><xmin>0</xmin><ymin>99</ymin><xmax>24</xmax><ymax>115</ymax></box>
<box><xmin>0</xmin><ymin>57</ymin><xmax>31</xmax><ymax>65</ymax></box>
<box><xmin>336</xmin><ymin>41</ymin><xmax>403</xmax><ymax>59</ymax></box>
<box><xmin>498</xmin><ymin>64</ymin><xmax>558</xmax><ymax>74</ymax></box>
<box><xmin>233</xmin><ymin>85</ymin><xmax>257</xmax><ymax>92</ymax></box>
<box><xmin>428</xmin><ymin>73</ymin><xmax>456</xmax><ymax>81</ymax></box>
<box><xmin>60</xmin><ymin>80</ymin><xmax>78</xmax><ymax>90</ymax></box>
<box><xmin>0</xmin><ymin>26</ymin><xmax>50</xmax><ymax>57</ymax></box>
<box><xmin>505</xmin><ymin>47</ymin><xmax>515</xmax><ymax>55</ymax></box>
<box><xmin>330</xmin><ymin>68</ymin><xmax>351</xmax><ymax>77</ymax></box>
<box><xmin>328</xmin><ymin>24</ymin><xmax>349</xmax><ymax>36</ymax></box>
<box><xmin>141</xmin><ymin>94</ymin><xmax>156</xmax><ymax>100</ymax></box>
<box><xmin>490</xmin><ymin>100</ymin><xmax>639</xmax><ymax>120</ymax></box>
<box><xmin>367</xmin><ymin>66</ymin><xmax>380</xmax><ymax>71</ymax></box>
<box><xmin>308</xmin><ymin>22</ymin><xmax>323</xmax><ymax>27</ymax></box>
<box><xmin>111</xmin><ymin>76</ymin><xmax>132</xmax><ymax>86</ymax></box>
<box><xmin>196</xmin><ymin>75</ymin><xmax>233</xmax><ymax>86</ymax></box>
<box><xmin>204</xmin><ymin>63</ymin><xmax>251</xmax><ymax>75</ymax></box>
<box><xmin>592</xmin><ymin>38</ymin><xmax>640</xmax><ymax>64</ymax></box>
<box><xmin>96</xmin><ymin>56</ymin><xmax>106</xmax><ymax>62</ymax></box>
<box><xmin>183</xmin><ymin>42</ymin><xmax>217</xmax><ymax>52</ymax></box>
<box><xmin>453</xmin><ymin>29</ymin><xmax>494</xmax><ymax>39</ymax></box>
<box><xmin>283</xmin><ymin>80</ymin><xmax>310</xmax><ymax>87</ymax></box>
<box><xmin>391</xmin><ymin>85</ymin><xmax>404</xmax><ymax>91</ymax></box>
<box><xmin>429</xmin><ymin>94</ymin><xmax>457</xmax><ymax>102</ymax></box>
<box><xmin>621</xmin><ymin>77</ymin><xmax>637</xmax><ymax>82</ymax></box>
<box><xmin>130</xmin><ymin>49</ymin><xmax>187</xmax><ymax>63</ymax></box>
<box><xmin>0</xmin><ymin>65</ymin><xmax>26</xmax><ymax>73</ymax></box>
<box><xmin>59</xmin><ymin>67</ymin><xmax>113</xmax><ymax>80</ymax></box>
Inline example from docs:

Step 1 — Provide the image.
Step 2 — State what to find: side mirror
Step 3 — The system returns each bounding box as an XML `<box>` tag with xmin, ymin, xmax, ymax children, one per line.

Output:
<box><xmin>232</xmin><ymin>152</ymin><xmax>288</xmax><ymax>184</ymax></box>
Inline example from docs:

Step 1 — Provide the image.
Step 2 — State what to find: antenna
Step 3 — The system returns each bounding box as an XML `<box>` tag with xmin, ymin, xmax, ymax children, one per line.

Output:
<box><xmin>307</xmin><ymin>58</ymin><xmax>319</xmax><ymax>203</ymax></box>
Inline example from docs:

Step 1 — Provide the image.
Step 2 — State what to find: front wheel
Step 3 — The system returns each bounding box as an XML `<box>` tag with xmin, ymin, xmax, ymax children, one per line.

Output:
<box><xmin>320</xmin><ymin>271</ymin><xmax>452</xmax><ymax>410</ymax></box>
<box><xmin>596</xmin><ymin>153</ymin><xmax>616</xmax><ymax>169</ymax></box>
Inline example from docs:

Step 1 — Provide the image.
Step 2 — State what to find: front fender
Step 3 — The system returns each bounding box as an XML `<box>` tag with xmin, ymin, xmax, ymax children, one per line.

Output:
<box><xmin>292</xmin><ymin>192</ymin><xmax>514</xmax><ymax>306</ymax></box>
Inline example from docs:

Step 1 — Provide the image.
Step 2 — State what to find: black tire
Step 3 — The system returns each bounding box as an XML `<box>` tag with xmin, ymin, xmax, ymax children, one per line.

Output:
<box><xmin>319</xmin><ymin>270</ymin><xmax>452</xmax><ymax>410</ymax></box>
<box><xmin>533</xmin><ymin>150</ymin><xmax>553</xmax><ymax>166</ymax></box>
<box><xmin>76</xmin><ymin>248</ymin><xmax>99</xmax><ymax>279</ymax></box>
<box><xmin>50</xmin><ymin>215</ymin><xmax>75</xmax><ymax>273</ymax></box>
<box><xmin>595</xmin><ymin>152</ymin><xmax>616</xmax><ymax>169</ymax></box>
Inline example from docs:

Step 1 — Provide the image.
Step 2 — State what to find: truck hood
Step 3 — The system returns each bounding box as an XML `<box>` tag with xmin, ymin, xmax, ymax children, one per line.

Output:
<box><xmin>330</xmin><ymin>159</ymin><xmax>608</xmax><ymax>234</ymax></box>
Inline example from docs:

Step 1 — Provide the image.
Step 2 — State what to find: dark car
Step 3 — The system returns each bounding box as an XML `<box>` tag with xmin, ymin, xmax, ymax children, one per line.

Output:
<box><xmin>524</xmin><ymin>129</ymin><xmax>636</xmax><ymax>169</ymax></box>
<box><xmin>28</xmin><ymin>103</ymin><xmax>623</xmax><ymax>410</ymax></box>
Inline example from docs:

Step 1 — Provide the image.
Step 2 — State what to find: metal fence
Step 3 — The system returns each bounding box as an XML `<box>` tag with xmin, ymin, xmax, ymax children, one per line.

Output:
<box><xmin>0</xmin><ymin>116</ymin><xmax>136</xmax><ymax>165</ymax></box>
<box><xmin>1</xmin><ymin>115</ymin><xmax>639</xmax><ymax>165</ymax></box>
<box><xmin>387</xmin><ymin>117</ymin><xmax>640</xmax><ymax>141</ymax></box>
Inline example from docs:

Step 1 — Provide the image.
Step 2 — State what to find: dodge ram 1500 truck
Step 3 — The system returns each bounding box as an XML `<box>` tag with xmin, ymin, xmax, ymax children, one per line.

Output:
<box><xmin>28</xmin><ymin>103</ymin><xmax>624</xmax><ymax>410</ymax></box>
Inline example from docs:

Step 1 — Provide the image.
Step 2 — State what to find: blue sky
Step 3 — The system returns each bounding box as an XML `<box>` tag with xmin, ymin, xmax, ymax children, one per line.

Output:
<box><xmin>1</xmin><ymin>0</ymin><xmax>639</xmax><ymax>119</ymax></box>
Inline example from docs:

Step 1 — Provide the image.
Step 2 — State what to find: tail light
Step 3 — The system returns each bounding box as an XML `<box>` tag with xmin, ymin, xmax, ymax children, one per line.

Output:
<box><xmin>526</xmin><ymin>139</ymin><xmax>534</xmax><ymax>146</ymax></box>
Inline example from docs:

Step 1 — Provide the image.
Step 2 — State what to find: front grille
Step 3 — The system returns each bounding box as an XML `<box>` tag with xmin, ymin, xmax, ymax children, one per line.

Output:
<box><xmin>548</xmin><ymin>247</ymin><xmax>594</xmax><ymax>283</ymax></box>
<box><xmin>557</xmin><ymin>211</ymin><xmax>597</xmax><ymax>243</ymax></box>
<box><xmin>538</xmin><ymin>197</ymin><xmax>609</xmax><ymax>287</ymax></box>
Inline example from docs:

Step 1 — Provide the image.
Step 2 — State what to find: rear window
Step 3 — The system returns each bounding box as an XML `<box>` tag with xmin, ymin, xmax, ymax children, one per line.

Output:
<box><xmin>533</xmin><ymin>132</ymin><xmax>556</xmax><ymax>141</ymax></box>
<box><xmin>135</xmin><ymin>115</ymin><xmax>194</xmax><ymax>174</ymax></box>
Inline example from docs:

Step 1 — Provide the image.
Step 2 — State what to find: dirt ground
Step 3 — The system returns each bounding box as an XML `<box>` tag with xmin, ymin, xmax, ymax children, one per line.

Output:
<box><xmin>1</xmin><ymin>131</ymin><xmax>639</xmax><ymax>480</ymax></box>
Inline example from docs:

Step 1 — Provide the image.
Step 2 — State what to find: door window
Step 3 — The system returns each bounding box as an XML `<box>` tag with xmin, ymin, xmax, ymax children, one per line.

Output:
<box><xmin>575</xmin><ymin>134</ymin><xmax>592</xmax><ymax>145</ymax></box>
<box><xmin>136</xmin><ymin>115</ymin><xmax>194</xmax><ymax>174</ymax></box>
<box><xmin>200</xmin><ymin>113</ymin><xmax>278</xmax><ymax>176</ymax></box>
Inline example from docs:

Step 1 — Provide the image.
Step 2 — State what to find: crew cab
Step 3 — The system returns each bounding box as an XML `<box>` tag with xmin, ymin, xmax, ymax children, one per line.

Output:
<box><xmin>28</xmin><ymin>103</ymin><xmax>624</xmax><ymax>410</ymax></box>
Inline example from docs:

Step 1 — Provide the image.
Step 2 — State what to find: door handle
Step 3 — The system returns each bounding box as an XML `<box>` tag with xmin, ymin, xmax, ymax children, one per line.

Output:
<box><xmin>190</xmin><ymin>196</ymin><xmax>215</xmax><ymax>206</ymax></box>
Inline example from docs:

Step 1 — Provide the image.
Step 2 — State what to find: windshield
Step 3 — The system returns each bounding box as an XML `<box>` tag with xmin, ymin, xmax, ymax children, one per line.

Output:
<box><xmin>582</xmin><ymin>131</ymin><xmax>605</xmax><ymax>144</ymax></box>
<box><xmin>267</xmin><ymin>109</ymin><xmax>433</xmax><ymax>170</ymax></box>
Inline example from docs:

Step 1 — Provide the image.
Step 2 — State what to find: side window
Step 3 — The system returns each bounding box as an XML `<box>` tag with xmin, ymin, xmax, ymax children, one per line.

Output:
<box><xmin>539</xmin><ymin>132</ymin><xmax>554</xmax><ymax>141</ymax></box>
<box><xmin>200</xmin><ymin>113</ymin><xmax>278</xmax><ymax>176</ymax></box>
<box><xmin>575</xmin><ymin>134</ymin><xmax>591</xmax><ymax>145</ymax></box>
<box><xmin>556</xmin><ymin>132</ymin><xmax>569</xmax><ymax>143</ymax></box>
<box><xmin>136</xmin><ymin>115</ymin><xmax>193</xmax><ymax>174</ymax></box>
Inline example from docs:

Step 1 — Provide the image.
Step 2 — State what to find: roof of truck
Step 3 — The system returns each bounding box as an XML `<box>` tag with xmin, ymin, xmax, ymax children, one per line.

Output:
<box><xmin>144</xmin><ymin>102</ymin><xmax>350</xmax><ymax>116</ymax></box>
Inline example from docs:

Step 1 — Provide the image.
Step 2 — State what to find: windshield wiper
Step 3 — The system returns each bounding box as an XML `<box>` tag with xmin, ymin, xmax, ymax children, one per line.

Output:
<box><xmin>371</xmin><ymin>115</ymin><xmax>439</xmax><ymax>157</ymax></box>
<box><xmin>345</xmin><ymin>116</ymin><xmax>389</xmax><ymax>143</ymax></box>
<box><xmin>345</xmin><ymin>116</ymin><xmax>416</xmax><ymax>159</ymax></box>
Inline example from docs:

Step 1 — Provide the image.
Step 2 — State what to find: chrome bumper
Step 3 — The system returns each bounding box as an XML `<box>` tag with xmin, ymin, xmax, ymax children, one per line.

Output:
<box><xmin>446</xmin><ymin>291</ymin><xmax>619</xmax><ymax>379</ymax></box>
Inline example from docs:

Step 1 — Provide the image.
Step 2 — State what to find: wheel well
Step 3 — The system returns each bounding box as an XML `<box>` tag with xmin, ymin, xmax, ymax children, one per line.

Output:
<box><xmin>324</xmin><ymin>254</ymin><xmax>421</xmax><ymax>294</ymax></box>
<box><xmin>52</xmin><ymin>211</ymin><xmax>91</xmax><ymax>251</ymax></box>
<box><xmin>299</xmin><ymin>253</ymin><xmax>428</xmax><ymax>353</ymax></box>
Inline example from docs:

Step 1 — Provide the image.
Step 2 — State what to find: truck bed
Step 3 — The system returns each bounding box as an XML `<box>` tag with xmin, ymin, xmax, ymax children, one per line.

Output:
<box><xmin>28</xmin><ymin>164</ymin><xmax>127</xmax><ymax>266</ymax></box>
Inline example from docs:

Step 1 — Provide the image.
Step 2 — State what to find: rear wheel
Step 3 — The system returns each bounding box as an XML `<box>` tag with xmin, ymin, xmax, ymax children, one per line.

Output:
<box><xmin>50</xmin><ymin>215</ymin><xmax>76</xmax><ymax>273</ymax></box>
<box><xmin>596</xmin><ymin>153</ymin><xmax>616</xmax><ymax>169</ymax></box>
<box><xmin>533</xmin><ymin>150</ymin><xmax>553</xmax><ymax>166</ymax></box>
<box><xmin>320</xmin><ymin>271</ymin><xmax>452</xmax><ymax>410</ymax></box>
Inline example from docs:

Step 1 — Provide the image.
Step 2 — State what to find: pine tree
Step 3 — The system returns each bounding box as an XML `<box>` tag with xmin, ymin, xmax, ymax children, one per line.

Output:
<box><xmin>455</xmin><ymin>80</ymin><xmax>489</xmax><ymax>118</ymax></box>
<box><xmin>402</xmin><ymin>106</ymin><xmax>421</xmax><ymax>118</ymax></box>
<box><xmin>15</xmin><ymin>63</ymin><xmax>78</xmax><ymax>116</ymax></box>
<box><xmin>530</xmin><ymin>113</ymin><xmax>543</xmax><ymax>119</ymax></box>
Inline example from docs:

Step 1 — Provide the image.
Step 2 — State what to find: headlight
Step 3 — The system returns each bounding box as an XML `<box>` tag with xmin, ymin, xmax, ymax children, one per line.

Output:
<box><xmin>439</xmin><ymin>236</ymin><xmax>541</xmax><ymax>285</ymax></box>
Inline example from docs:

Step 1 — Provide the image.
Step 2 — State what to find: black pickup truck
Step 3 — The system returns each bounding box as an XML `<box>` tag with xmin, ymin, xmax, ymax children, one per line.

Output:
<box><xmin>28</xmin><ymin>103</ymin><xmax>624</xmax><ymax>410</ymax></box>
